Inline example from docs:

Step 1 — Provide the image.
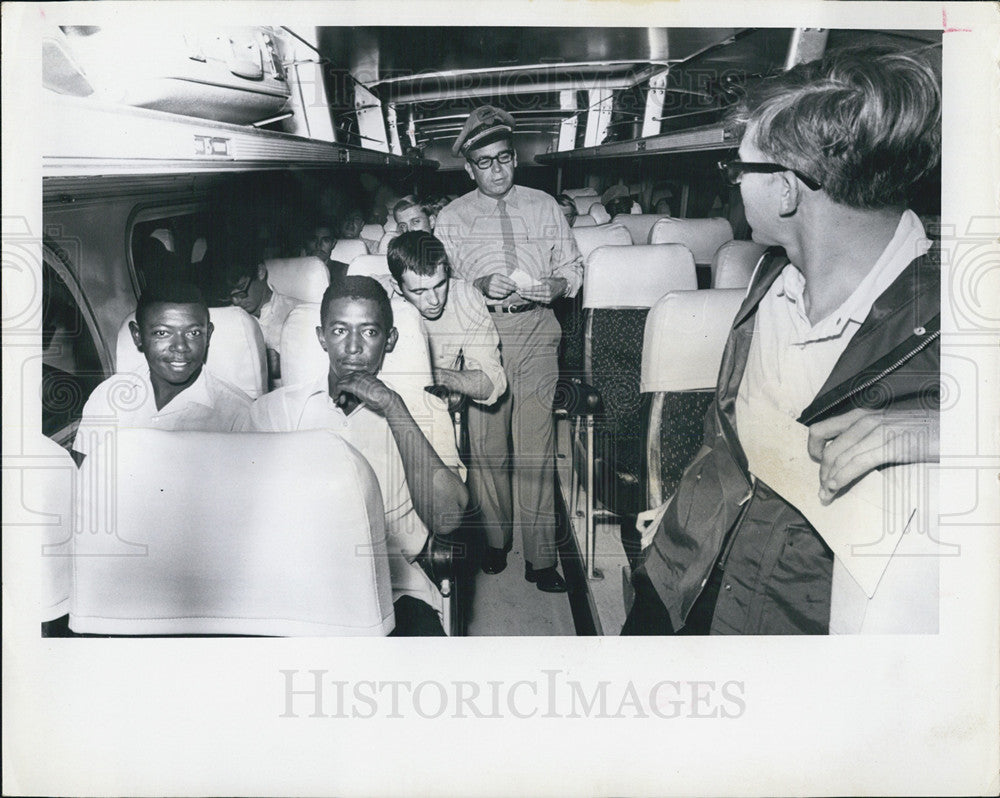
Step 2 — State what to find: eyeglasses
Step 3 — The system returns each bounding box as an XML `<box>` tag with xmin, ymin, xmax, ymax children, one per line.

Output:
<box><xmin>717</xmin><ymin>160</ymin><xmax>822</xmax><ymax>191</ymax></box>
<box><xmin>469</xmin><ymin>149</ymin><xmax>515</xmax><ymax>171</ymax></box>
<box><xmin>227</xmin><ymin>277</ymin><xmax>253</xmax><ymax>301</ymax></box>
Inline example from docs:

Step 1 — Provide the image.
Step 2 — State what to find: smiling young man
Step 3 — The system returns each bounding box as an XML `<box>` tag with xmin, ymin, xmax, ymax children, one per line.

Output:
<box><xmin>73</xmin><ymin>280</ymin><xmax>251</xmax><ymax>463</ymax></box>
<box><xmin>624</xmin><ymin>45</ymin><xmax>941</xmax><ymax>636</ymax></box>
<box><xmin>243</xmin><ymin>276</ymin><xmax>469</xmax><ymax>635</ymax></box>
<box><xmin>435</xmin><ymin>105</ymin><xmax>583</xmax><ymax>591</ymax></box>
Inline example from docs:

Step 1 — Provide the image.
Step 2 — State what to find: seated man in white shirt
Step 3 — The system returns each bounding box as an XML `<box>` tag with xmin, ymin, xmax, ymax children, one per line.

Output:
<box><xmin>243</xmin><ymin>276</ymin><xmax>469</xmax><ymax>636</ymax></box>
<box><xmin>73</xmin><ymin>280</ymin><xmax>251</xmax><ymax>464</ymax></box>
<box><xmin>392</xmin><ymin>196</ymin><xmax>435</xmax><ymax>234</ymax></box>
<box><xmin>214</xmin><ymin>237</ymin><xmax>299</xmax><ymax>386</ymax></box>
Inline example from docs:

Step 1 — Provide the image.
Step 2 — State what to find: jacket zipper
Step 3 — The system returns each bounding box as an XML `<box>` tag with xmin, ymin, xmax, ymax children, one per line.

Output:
<box><xmin>807</xmin><ymin>329</ymin><xmax>940</xmax><ymax>422</ymax></box>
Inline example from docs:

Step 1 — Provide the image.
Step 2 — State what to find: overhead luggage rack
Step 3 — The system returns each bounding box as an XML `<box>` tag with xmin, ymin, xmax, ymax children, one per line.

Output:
<box><xmin>534</xmin><ymin>123</ymin><xmax>735</xmax><ymax>164</ymax></box>
<box><xmin>43</xmin><ymin>95</ymin><xmax>439</xmax><ymax>177</ymax></box>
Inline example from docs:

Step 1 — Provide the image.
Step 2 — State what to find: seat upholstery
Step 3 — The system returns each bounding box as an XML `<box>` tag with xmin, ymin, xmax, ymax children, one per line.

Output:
<box><xmin>70</xmin><ymin>427</ymin><xmax>395</xmax><ymax>636</ymax></box>
<box><xmin>5</xmin><ymin>435</ymin><xmax>76</xmax><ymax>622</ymax></box>
<box><xmin>610</xmin><ymin>213</ymin><xmax>673</xmax><ymax>245</ymax></box>
<box><xmin>571</xmin><ymin>222</ymin><xmax>632</xmax><ymax>264</ymax></box>
<box><xmin>115</xmin><ymin>305</ymin><xmax>267</xmax><ymax>398</ymax></box>
<box><xmin>572</xmin><ymin>214</ymin><xmax>597</xmax><ymax>228</ymax></box>
<box><xmin>648</xmin><ymin>216</ymin><xmax>734</xmax><ymax>263</ymax></box>
<box><xmin>640</xmin><ymin>288</ymin><xmax>745</xmax><ymax>506</ymax></box>
<box><xmin>588</xmin><ymin>203</ymin><xmax>611</xmax><ymax>225</ymax></box>
<box><xmin>348</xmin><ymin>253</ymin><xmax>392</xmax><ymax>281</ymax></box>
<box><xmin>582</xmin><ymin>244</ymin><xmax>697</xmax><ymax>517</ymax></box>
<box><xmin>361</xmin><ymin>223</ymin><xmax>384</xmax><ymax>243</ymax></box>
<box><xmin>711</xmin><ymin>240</ymin><xmax>767</xmax><ymax>289</ymax></box>
<box><xmin>329</xmin><ymin>238</ymin><xmax>369</xmax><ymax>265</ymax></box>
<box><xmin>376</xmin><ymin>230</ymin><xmax>398</xmax><ymax>254</ymax></box>
<box><xmin>264</xmin><ymin>255</ymin><xmax>330</xmax><ymax>303</ymax></box>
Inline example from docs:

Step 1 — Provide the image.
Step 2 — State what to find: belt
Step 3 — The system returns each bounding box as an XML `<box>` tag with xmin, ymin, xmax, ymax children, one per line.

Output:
<box><xmin>488</xmin><ymin>302</ymin><xmax>538</xmax><ymax>314</ymax></box>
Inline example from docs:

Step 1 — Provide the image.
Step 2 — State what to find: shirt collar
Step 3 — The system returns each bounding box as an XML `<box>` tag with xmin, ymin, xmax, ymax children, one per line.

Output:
<box><xmin>474</xmin><ymin>184</ymin><xmax>520</xmax><ymax>212</ymax></box>
<box><xmin>778</xmin><ymin>209</ymin><xmax>930</xmax><ymax>341</ymax></box>
<box><xmin>142</xmin><ymin>365</ymin><xmax>214</xmax><ymax>414</ymax></box>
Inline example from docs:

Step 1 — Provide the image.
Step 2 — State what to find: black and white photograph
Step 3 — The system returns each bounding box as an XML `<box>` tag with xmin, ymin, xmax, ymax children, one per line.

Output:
<box><xmin>4</xmin><ymin>1</ymin><xmax>998</xmax><ymax>795</ymax></box>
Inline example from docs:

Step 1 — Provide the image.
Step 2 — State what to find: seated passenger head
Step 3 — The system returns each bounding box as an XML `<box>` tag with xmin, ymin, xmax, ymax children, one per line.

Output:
<box><xmin>213</xmin><ymin>236</ymin><xmax>271</xmax><ymax>317</ymax></box>
<box><xmin>455</xmin><ymin>105</ymin><xmax>517</xmax><ymax>199</ymax></box>
<box><xmin>338</xmin><ymin>209</ymin><xmax>365</xmax><ymax>240</ymax></box>
<box><xmin>729</xmin><ymin>44</ymin><xmax>940</xmax><ymax>212</ymax></box>
<box><xmin>393</xmin><ymin>196</ymin><xmax>433</xmax><ymax>233</ymax></box>
<box><xmin>316</xmin><ymin>276</ymin><xmax>397</xmax><ymax>382</ymax></box>
<box><xmin>601</xmin><ymin>185</ymin><xmax>633</xmax><ymax>217</ymax></box>
<box><xmin>556</xmin><ymin>194</ymin><xmax>578</xmax><ymax>225</ymax></box>
<box><xmin>653</xmin><ymin>197</ymin><xmax>673</xmax><ymax>216</ymax></box>
<box><xmin>387</xmin><ymin>231</ymin><xmax>450</xmax><ymax>322</ymax></box>
<box><xmin>306</xmin><ymin>223</ymin><xmax>335</xmax><ymax>261</ymax></box>
<box><xmin>130</xmin><ymin>279</ymin><xmax>213</xmax><ymax>393</ymax></box>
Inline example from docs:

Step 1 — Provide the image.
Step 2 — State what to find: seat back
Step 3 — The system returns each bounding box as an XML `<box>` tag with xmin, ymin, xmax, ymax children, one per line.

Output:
<box><xmin>115</xmin><ymin>305</ymin><xmax>267</xmax><ymax>398</ymax></box>
<box><xmin>329</xmin><ymin>238</ymin><xmax>369</xmax><ymax>265</ymax></box>
<box><xmin>648</xmin><ymin>216</ymin><xmax>734</xmax><ymax>263</ymax></box>
<box><xmin>588</xmin><ymin>203</ymin><xmax>611</xmax><ymax>224</ymax></box>
<box><xmin>571</xmin><ymin>222</ymin><xmax>632</xmax><ymax>264</ymax></box>
<box><xmin>361</xmin><ymin>223</ymin><xmax>384</xmax><ymax>243</ymax></box>
<box><xmin>265</xmin><ymin>255</ymin><xmax>330</xmax><ymax>303</ymax></box>
<box><xmin>70</xmin><ymin>427</ymin><xmax>395</xmax><ymax>636</ymax></box>
<box><xmin>610</xmin><ymin>213</ymin><xmax>673</xmax><ymax>245</ymax></box>
<box><xmin>711</xmin><ymin>240</ymin><xmax>767</xmax><ymax>289</ymax></box>
<box><xmin>4</xmin><ymin>436</ymin><xmax>76</xmax><ymax>622</ymax></box>
<box><xmin>581</xmin><ymin>245</ymin><xmax>697</xmax><ymax>516</ymax></box>
<box><xmin>376</xmin><ymin>230</ymin><xmax>398</xmax><ymax>254</ymax></box>
<box><xmin>572</xmin><ymin>214</ymin><xmax>597</xmax><ymax>228</ymax></box>
<box><xmin>640</xmin><ymin>288</ymin><xmax>745</xmax><ymax>506</ymax></box>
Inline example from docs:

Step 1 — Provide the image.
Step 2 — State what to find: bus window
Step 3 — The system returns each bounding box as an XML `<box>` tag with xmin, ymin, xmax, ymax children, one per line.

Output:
<box><xmin>130</xmin><ymin>214</ymin><xmax>204</xmax><ymax>290</ymax></box>
<box><xmin>41</xmin><ymin>260</ymin><xmax>105</xmax><ymax>445</ymax></box>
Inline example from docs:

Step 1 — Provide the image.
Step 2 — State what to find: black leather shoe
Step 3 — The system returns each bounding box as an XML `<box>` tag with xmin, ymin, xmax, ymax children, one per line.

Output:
<box><xmin>482</xmin><ymin>546</ymin><xmax>508</xmax><ymax>575</ymax></box>
<box><xmin>525</xmin><ymin>564</ymin><xmax>568</xmax><ymax>593</ymax></box>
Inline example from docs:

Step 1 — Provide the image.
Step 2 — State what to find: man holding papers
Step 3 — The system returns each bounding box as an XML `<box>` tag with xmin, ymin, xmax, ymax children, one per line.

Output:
<box><xmin>624</xmin><ymin>45</ymin><xmax>941</xmax><ymax>634</ymax></box>
<box><xmin>436</xmin><ymin>105</ymin><xmax>583</xmax><ymax>591</ymax></box>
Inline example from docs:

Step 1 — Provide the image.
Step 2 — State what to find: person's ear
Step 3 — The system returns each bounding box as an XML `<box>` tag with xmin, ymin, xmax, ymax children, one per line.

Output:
<box><xmin>315</xmin><ymin>326</ymin><xmax>328</xmax><ymax>352</ymax></box>
<box><xmin>129</xmin><ymin>320</ymin><xmax>143</xmax><ymax>352</ymax></box>
<box><xmin>778</xmin><ymin>171</ymin><xmax>801</xmax><ymax>217</ymax></box>
<box><xmin>257</xmin><ymin>263</ymin><xmax>267</xmax><ymax>281</ymax></box>
<box><xmin>464</xmin><ymin>161</ymin><xmax>476</xmax><ymax>182</ymax></box>
<box><xmin>511</xmin><ymin>151</ymin><xmax>518</xmax><ymax>169</ymax></box>
<box><xmin>205</xmin><ymin>320</ymin><xmax>214</xmax><ymax>344</ymax></box>
<box><xmin>385</xmin><ymin>326</ymin><xmax>398</xmax><ymax>354</ymax></box>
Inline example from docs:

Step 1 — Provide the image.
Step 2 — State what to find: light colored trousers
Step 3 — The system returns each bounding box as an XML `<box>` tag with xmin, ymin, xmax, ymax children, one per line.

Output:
<box><xmin>467</xmin><ymin>307</ymin><xmax>561</xmax><ymax>569</ymax></box>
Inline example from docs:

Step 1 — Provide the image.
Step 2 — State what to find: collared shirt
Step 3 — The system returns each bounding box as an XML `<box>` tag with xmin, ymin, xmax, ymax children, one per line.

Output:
<box><xmin>257</xmin><ymin>288</ymin><xmax>299</xmax><ymax>353</ymax></box>
<box><xmin>73</xmin><ymin>366</ymin><xmax>251</xmax><ymax>457</ymax></box>
<box><xmin>735</xmin><ymin>209</ymin><xmax>933</xmax><ymax>633</ymax></box>
<box><xmin>736</xmin><ymin>210</ymin><xmax>930</xmax><ymax>434</ymax></box>
<box><xmin>411</xmin><ymin>279</ymin><xmax>507</xmax><ymax>407</ymax></box>
<box><xmin>242</xmin><ymin>375</ymin><xmax>458</xmax><ymax>615</ymax></box>
<box><xmin>435</xmin><ymin>184</ymin><xmax>583</xmax><ymax>306</ymax></box>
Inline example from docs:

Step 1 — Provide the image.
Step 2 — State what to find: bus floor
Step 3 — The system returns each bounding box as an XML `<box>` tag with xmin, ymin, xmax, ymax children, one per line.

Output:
<box><xmin>461</xmin><ymin>417</ymin><xmax>628</xmax><ymax>636</ymax></box>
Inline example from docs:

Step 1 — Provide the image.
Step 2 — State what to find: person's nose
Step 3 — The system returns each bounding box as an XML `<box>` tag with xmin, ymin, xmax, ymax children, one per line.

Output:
<box><xmin>345</xmin><ymin>331</ymin><xmax>363</xmax><ymax>354</ymax></box>
<box><xmin>490</xmin><ymin>159</ymin><xmax>504</xmax><ymax>174</ymax></box>
<box><xmin>169</xmin><ymin>333</ymin><xmax>191</xmax><ymax>354</ymax></box>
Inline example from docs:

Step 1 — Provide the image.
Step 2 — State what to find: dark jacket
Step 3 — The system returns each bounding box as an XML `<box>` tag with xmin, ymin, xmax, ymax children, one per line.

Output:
<box><xmin>638</xmin><ymin>243</ymin><xmax>941</xmax><ymax>634</ymax></box>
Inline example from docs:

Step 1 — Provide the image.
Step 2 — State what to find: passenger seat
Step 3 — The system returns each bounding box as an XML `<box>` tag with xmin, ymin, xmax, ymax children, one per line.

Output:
<box><xmin>648</xmin><ymin>216</ymin><xmax>734</xmax><ymax>287</ymax></box>
<box><xmin>711</xmin><ymin>240</ymin><xmax>768</xmax><ymax>289</ymax></box>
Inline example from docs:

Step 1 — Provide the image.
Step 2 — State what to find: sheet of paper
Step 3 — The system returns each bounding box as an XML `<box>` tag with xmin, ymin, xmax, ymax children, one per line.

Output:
<box><xmin>741</xmin><ymin>402</ymin><xmax>916</xmax><ymax>597</ymax></box>
<box><xmin>507</xmin><ymin>267</ymin><xmax>541</xmax><ymax>292</ymax></box>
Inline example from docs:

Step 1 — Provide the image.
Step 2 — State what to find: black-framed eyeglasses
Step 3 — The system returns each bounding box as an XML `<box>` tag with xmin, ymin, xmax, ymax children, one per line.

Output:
<box><xmin>717</xmin><ymin>160</ymin><xmax>822</xmax><ymax>191</ymax></box>
<box><xmin>469</xmin><ymin>149</ymin><xmax>515</xmax><ymax>171</ymax></box>
<box><xmin>227</xmin><ymin>277</ymin><xmax>253</xmax><ymax>301</ymax></box>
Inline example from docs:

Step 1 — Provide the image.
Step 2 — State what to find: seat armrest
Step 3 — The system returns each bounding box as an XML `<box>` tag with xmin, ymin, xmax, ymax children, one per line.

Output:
<box><xmin>553</xmin><ymin>376</ymin><xmax>603</xmax><ymax>417</ymax></box>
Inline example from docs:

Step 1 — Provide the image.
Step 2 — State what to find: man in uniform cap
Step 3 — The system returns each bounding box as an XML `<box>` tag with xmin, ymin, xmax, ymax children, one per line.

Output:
<box><xmin>436</xmin><ymin>105</ymin><xmax>584</xmax><ymax>594</ymax></box>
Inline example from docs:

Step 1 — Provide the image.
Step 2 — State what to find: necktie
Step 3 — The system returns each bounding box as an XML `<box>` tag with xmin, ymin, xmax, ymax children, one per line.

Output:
<box><xmin>497</xmin><ymin>197</ymin><xmax>517</xmax><ymax>274</ymax></box>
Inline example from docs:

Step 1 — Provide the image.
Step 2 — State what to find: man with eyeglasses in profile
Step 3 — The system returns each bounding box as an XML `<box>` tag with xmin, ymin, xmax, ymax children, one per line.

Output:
<box><xmin>435</xmin><ymin>105</ymin><xmax>583</xmax><ymax>594</ymax></box>
<box><xmin>624</xmin><ymin>45</ymin><xmax>942</xmax><ymax>636</ymax></box>
<box><xmin>211</xmin><ymin>235</ymin><xmax>299</xmax><ymax>386</ymax></box>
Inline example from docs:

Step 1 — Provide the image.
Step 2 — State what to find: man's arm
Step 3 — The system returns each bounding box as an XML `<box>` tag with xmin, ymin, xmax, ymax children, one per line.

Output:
<box><xmin>807</xmin><ymin>407</ymin><xmax>940</xmax><ymax>504</ymax></box>
<box><xmin>434</xmin><ymin>366</ymin><xmax>494</xmax><ymax>401</ymax></box>
<box><xmin>337</xmin><ymin>371</ymin><xmax>469</xmax><ymax>536</ymax></box>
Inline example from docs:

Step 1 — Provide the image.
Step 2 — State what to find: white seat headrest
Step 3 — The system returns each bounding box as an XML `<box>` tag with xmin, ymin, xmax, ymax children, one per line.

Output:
<box><xmin>562</xmin><ymin>187</ymin><xmax>599</xmax><ymax>199</ymax></box>
<box><xmin>7</xmin><ymin>435</ymin><xmax>75</xmax><ymax>621</ymax></box>
<box><xmin>629</xmin><ymin>202</ymin><xmax>642</xmax><ymax>214</ymax></box>
<box><xmin>583</xmin><ymin>244</ymin><xmax>696</xmax><ymax>309</ymax></box>
<box><xmin>376</xmin><ymin>231</ymin><xmax>398</xmax><ymax>254</ymax></box>
<box><xmin>347</xmin><ymin>254</ymin><xmax>395</xmax><ymax>292</ymax></box>
<box><xmin>588</xmin><ymin>203</ymin><xmax>611</xmax><ymax>225</ymax></box>
<box><xmin>641</xmin><ymin>288</ymin><xmax>745</xmax><ymax>392</ymax></box>
<box><xmin>711</xmin><ymin>240</ymin><xmax>768</xmax><ymax>289</ymax></box>
<box><xmin>570</xmin><ymin>222</ymin><xmax>631</xmax><ymax>263</ymax></box>
<box><xmin>329</xmin><ymin>238</ymin><xmax>369</xmax><ymax>264</ymax></box>
<box><xmin>648</xmin><ymin>217</ymin><xmax>734</xmax><ymax>263</ymax></box>
<box><xmin>265</xmin><ymin>256</ymin><xmax>330</xmax><ymax>303</ymax></box>
<box><xmin>572</xmin><ymin>215</ymin><xmax>597</xmax><ymax>228</ymax></box>
<box><xmin>116</xmin><ymin>306</ymin><xmax>267</xmax><ymax>399</ymax></box>
<box><xmin>361</xmin><ymin>223</ymin><xmax>384</xmax><ymax>242</ymax></box>
<box><xmin>609</xmin><ymin>213</ymin><xmax>674</xmax><ymax>245</ymax></box>
<box><xmin>70</xmin><ymin>427</ymin><xmax>395</xmax><ymax>636</ymax></box>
